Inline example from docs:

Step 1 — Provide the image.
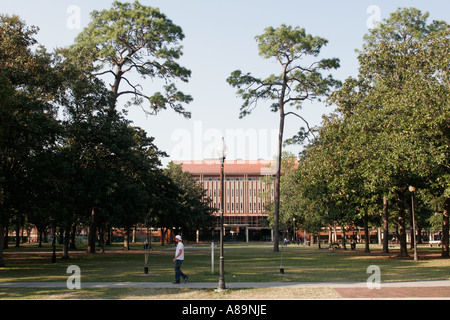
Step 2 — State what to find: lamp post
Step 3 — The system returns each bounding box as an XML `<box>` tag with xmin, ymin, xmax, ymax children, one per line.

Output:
<box><xmin>217</xmin><ymin>137</ymin><xmax>227</xmax><ymax>291</ymax></box>
<box><xmin>409</xmin><ymin>186</ymin><xmax>418</xmax><ymax>262</ymax></box>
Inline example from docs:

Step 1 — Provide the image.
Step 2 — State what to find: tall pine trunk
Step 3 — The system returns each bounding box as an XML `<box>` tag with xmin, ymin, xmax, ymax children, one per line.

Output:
<box><xmin>273</xmin><ymin>70</ymin><xmax>288</xmax><ymax>253</ymax></box>
<box><xmin>273</xmin><ymin>111</ymin><xmax>283</xmax><ymax>252</ymax></box>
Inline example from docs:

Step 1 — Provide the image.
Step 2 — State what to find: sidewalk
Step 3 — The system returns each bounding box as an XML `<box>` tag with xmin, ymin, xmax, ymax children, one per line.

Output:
<box><xmin>1</xmin><ymin>280</ymin><xmax>450</xmax><ymax>299</ymax></box>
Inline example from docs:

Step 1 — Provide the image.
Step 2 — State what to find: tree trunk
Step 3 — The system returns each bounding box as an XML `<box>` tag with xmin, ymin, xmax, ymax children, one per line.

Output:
<box><xmin>396</xmin><ymin>189</ymin><xmax>409</xmax><ymax>257</ymax></box>
<box><xmin>58</xmin><ymin>227</ymin><xmax>64</xmax><ymax>245</ymax></box>
<box><xmin>3</xmin><ymin>220</ymin><xmax>8</xmax><ymax>249</ymax></box>
<box><xmin>273</xmin><ymin>119</ymin><xmax>283</xmax><ymax>253</ymax></box>
<box><xmin>364</xmin><ymin>213</ymin><xmax>370</xmax><ymax>253</ymax></box>
<box><xmin>62</xmin><ymin>228</ymin><xmax>70</xmax><ymax>259</ymax></box>
<box><xmin>383</xmin><ymin>196</ymin><xmax>389</xmax><ymax>253</ymax></box>
<box><xmin>342</xmin><ymin>227</ymin><xmax>347</xmax><ymax>250</ymax></box>
<box><xmin>442</xmin><ymin>197</ymin><xmax>449</xmax><ymax>258</ymax></box>
<box><xmin>15</xmin><ymin>222</ymin><xmax>20</xmax><ymax>247</ymax></box>
<box><xmin>38</xmin><ymin>229</ymin><xmax>43</xmax><ymax>247</ymax></box>
<box><xmin>87</xmin><ymin>207</ymin><xmax>97</xmax><ymax>254</ymax></box>
<box><xmin>317</xmin><ymin>233</ymin><xmax>321</xmax><ymax>249</ymax></box>
<box><xmin>0</xmin><ymin>222</ymin><xmax>4</xmax><ymax>267</ymax></box>
<box><xmin>99</xmin><ymin>224</ymin><xmax>105</xmax><ymax>253</ymax></box>
<box><xmin>417</xmin><ymin>226</ymin><xmax>423</xmax><ymax>244</ymax></box>
<box><xmin>123</xmin><ymin>227</ymin><xmax>130</xmax><ymax>251</ymax></box>
<box><xmin>161</xmin><ymin>228</ymin><xmax>167</xmax><ymax>246</ymax></box>
<box><xmin>409</xmin><ymin>198</ymin><xmax>415</xmax><ymax>250</ymax></box>
<box><xmin>273</xmin><ymin>68</ymin><xmax>289</xmax><ymax>253</ymax></box>
<box><xmin>105</xmin><ymin>224</ymin><xmax>112</xmax><ymax>246</ymax></box>
<box><xmin>70</xmin><ymin>224</ymin><xmax>77</xmax><ymax>250</ymax></box>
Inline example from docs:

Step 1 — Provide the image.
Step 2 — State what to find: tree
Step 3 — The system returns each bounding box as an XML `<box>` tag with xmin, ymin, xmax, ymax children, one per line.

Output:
<box><xmin>329</xmin><ymin>8</ymin><xmax>449</xmax><ymax>257</ymax></box>
<box><xmin>73</xmin><ymin>0</ymin><xmax>193</xmax><ymax>116</ymax></box>
<box><xmin>0</xmin><ymin>15</ymin><xmax>60</xmax><ymax>266</ymax></box>
<box><xmin>162</xmin><ymin>162</ymin><xmax>215</xmax><ymax>239</ymax></box>
<box><xmin>227</xmin><ymin>25</ymin><xmax>340</xmax><ymax>251</ymax></box>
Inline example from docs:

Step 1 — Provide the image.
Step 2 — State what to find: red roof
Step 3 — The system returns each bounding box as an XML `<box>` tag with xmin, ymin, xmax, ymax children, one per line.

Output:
<box><xmin>175</xmin><ymin>160</ymin><xmax>277</xmax><ymax>175</ymax></box>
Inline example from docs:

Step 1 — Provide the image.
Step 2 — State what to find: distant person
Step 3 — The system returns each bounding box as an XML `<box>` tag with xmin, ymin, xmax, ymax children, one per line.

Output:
<box><xmin>172</xmin><ymin>235</ymin><xmax>188</xmax><ymax>284</ymax></box>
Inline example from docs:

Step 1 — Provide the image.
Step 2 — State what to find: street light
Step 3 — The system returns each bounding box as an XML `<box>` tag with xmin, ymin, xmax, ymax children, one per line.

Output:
<box><xmin>217</xmin><ymin>137</ymin><xmax>227</xmax><ymax>291</ymax></box>
<box><xmin>409</xmin><ymin>186</ymin><xmax>418</xmax><ymax>262</ymax></box>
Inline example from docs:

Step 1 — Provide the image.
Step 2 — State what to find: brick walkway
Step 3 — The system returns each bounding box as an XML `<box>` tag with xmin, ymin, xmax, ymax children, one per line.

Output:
<box><xmin>335</xmin><ymin>286</ymin><xmax>450</xmax><ymax>299</ymax></box>
<box><xmin>1</xmin><ymin>281</ymin><xmax>449</xmax><ymax>299</ymax></box>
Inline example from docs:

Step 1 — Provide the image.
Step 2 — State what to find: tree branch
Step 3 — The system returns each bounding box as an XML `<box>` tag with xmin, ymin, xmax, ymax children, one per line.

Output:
<box><xmin>284</xmin><ymin>111</ymin><xmax>316</xmax><ymax>139</ymax></box>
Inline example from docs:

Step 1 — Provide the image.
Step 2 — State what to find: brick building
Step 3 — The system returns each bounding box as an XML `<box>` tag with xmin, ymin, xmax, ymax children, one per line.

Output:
<box><xmin>177</xmin><ymin>160</ymin><xmax>276</xmax><ymax>241</ymax></box>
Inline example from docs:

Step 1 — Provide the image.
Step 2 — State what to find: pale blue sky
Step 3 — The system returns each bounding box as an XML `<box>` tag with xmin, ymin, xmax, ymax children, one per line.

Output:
<box><xmin>2</xmin><ymin>1</ymin><xmax>449</xmax><ymax>166</ymax></box>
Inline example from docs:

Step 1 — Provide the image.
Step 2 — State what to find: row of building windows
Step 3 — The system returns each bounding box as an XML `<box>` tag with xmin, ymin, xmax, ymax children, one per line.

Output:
<box><xmin>194</xmin><ymin>176</ymin><xmax>274</xmax><ymax>182</ymax></box>
<box><xmin>211</xmin><ymin>201</ymin><xmax>263</xmax><ymax>212</ymax></box>
<box><xmin>207</xmin><ymin>188</ymin><xmax>273</xmax><ymax>197</ymax></box>
<box><xmin>193</xmin><ymin>174</ymin><xmax>275</xmax><ymax>215</ymax></box>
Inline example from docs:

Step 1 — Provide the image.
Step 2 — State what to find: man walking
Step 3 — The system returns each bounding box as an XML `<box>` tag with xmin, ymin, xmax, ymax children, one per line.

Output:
<box><xmin>172</xmin><ymin>235</ymin><xmax>188</xmax><ymax>284</ymax></box>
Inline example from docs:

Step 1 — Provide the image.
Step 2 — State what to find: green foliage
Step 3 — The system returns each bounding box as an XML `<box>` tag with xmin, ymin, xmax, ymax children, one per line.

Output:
<box><xmin>0</xmin><ymin>15</ymin><xmax>61</xmax><ymax>222</ymax></box>
<box><xmin>227</xmin><ymin>24</ymin><xmax>340</xmax><ymax>251</ymax></box>
<box><xmin>73</xmin><ymin>0</ymin><xmax>192</xmax><ymax>117</ymax></box>
<box><xmin>293</xmin><ymin>8</ymin><xmax>449</xmax><ymax>254</ymax></box>
<box><xmin>227</xmin><ymin>24</ymin><xmax>340</xmax><ymax>120</ymax></box>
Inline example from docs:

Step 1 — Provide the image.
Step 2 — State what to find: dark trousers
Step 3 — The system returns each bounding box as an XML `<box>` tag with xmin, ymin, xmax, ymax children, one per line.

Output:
<box><xmin>174</xmin><ymin>259</ymin><xmax>187</xmax><ymax>282</ymax></box>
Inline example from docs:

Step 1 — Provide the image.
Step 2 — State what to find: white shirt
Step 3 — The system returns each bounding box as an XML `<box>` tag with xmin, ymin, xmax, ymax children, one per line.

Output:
<box><xmin>175</xmin><ymin>241</ymin><xmax>185</xmax><ymax>260</ymax></box>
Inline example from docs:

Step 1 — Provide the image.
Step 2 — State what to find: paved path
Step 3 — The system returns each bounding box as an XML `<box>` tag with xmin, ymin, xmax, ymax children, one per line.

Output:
<box><xmin>1</xmin><ymin>280</ymin><xmax>450</xmax><ymax>299</ymax></box>
<box><xmin>1</xmin><ymin>279</ymin><xmax>450</xmax><ymax>288</ymax></box>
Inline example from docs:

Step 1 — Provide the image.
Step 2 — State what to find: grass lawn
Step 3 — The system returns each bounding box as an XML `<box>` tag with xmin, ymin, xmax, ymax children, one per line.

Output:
<box><xmin>0</xmin><ymin>241</ymin><xmax>449</xmax><ymax>299</ymax></box>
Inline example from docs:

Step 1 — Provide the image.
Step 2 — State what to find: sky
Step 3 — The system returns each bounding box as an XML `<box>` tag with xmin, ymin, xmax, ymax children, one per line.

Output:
<box><xmin>2</xmin><ymin>0</ymin><xmax>450</xmax><ymax>167</ymax></box>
